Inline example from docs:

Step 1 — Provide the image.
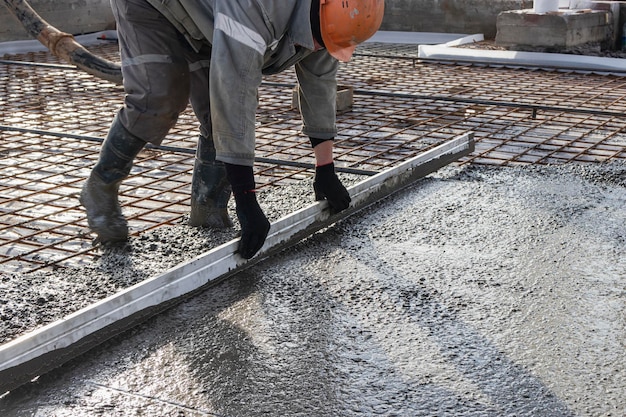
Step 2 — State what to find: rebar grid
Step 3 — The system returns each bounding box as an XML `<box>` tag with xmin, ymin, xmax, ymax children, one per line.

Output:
<box><xmin>1</xmin><ymin>41</ymin><xmax>625</xmax><ymax>273</ymax></box>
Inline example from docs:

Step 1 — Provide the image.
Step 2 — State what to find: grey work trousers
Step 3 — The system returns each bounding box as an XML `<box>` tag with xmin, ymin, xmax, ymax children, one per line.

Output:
<box><xmin>111</xmin><ymin>0</ymin><xmax>213</xmax><ymax>144</ymax></box>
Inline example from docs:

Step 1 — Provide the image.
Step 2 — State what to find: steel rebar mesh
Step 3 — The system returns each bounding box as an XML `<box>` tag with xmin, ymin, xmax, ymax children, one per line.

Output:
<box><xmin>1</xmin><ymin>41</ymin><xmax>625</xmax><ymax>273</ymax></box>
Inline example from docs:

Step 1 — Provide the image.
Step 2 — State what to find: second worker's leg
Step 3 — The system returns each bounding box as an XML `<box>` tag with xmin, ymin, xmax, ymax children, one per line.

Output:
<box><xmin>189</xmin><ymin>134</ymin><xmax>233</xmax><ymax>228</ymax></box>
<box><xmin>84</xmin><ymin>0</ymin><xmax>192</xmax><ymax>242</ymax></box>
<box><xmin>187</xmin><ymin>46</ymin><xmax>233</xmax><ymax>229</ymax></box>
<box><xmin>80</xmin><ymin>115</ymin><xmax>146</xmax><ymax>243</ymax></box>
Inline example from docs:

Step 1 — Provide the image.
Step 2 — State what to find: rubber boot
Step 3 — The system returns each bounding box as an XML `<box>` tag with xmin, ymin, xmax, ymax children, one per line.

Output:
<box><xmin>188</xmin><ymin>135</ymin><xmax>233</xmax><ymax>228</ymax></box>
<box><xmin>79</xmin><ymin>116</ymin><xmax>146</xmax><ymax>244</ymax></box>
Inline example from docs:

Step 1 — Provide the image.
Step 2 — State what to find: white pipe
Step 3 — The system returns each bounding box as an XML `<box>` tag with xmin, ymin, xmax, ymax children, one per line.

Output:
<box><xmin>363</xmin><ymin>31</ymin><xmax>626</xmax><ymax>76</ymax></box>
<box><xmin>418</xmin><ymin>43</ymin><xmax>626</xmax><ymax>75</ymax></box>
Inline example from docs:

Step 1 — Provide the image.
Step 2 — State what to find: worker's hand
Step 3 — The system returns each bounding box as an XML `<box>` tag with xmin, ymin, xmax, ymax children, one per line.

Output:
<box><xmin>313</xmin><ymin>163</ymin><xmax>351</xmax><ymax>213</ymax></box>
<box><xmin>234</xmin><ymin>191</ymin><xmax>270</xmax><ymax>259</ymax></box>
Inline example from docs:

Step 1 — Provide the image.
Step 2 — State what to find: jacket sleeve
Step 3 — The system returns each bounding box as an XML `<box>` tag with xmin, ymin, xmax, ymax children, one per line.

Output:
<box><xmin>295</xmin><ymin>50</ymin><xmax>339</xmax><ymax>140</ymax></box>
<box><xmin>209</xmin><ymin>3</ymin><xmax>277</xmax><ymax>167</ymax></box>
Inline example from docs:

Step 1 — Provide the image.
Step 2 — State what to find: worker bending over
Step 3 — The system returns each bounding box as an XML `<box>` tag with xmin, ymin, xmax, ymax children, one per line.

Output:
<box><xmin>80</xmin><ymin>0</ymin><xmax>385</xmax><ymax>259</ymax></box>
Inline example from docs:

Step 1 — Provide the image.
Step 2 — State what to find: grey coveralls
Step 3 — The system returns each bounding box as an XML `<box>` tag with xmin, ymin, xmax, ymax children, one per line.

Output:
<box><xmin>111</xmin><ymin>0</ymin><xmax>339</xmax><ymax>166</ymax></box>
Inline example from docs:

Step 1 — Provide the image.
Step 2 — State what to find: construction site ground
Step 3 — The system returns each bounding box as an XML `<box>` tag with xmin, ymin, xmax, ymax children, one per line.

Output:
<box><xmin>0</xmin><ymin>40</ymin><xmax>625</xmax><ymax>416</ymax></box>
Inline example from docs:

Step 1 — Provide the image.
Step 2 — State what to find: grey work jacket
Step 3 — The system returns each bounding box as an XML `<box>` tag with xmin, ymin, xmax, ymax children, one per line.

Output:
<box><xmin>146</xmin><ymin>0</ymin><xmax>338</xmax><ymax>166</ymax></box>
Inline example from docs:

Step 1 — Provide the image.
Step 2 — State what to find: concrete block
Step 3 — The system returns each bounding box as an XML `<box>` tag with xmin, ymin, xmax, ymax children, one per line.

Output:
<box><xmin>292</xmin><ymin>85</ymin><xmax>354</xmax><ymax>113</ymax></box>
<box><xmin>495</xmin><ymin>9</ymin><xmax>611</xmax><ymax>50</ymax></box>
<box><xmin>380</xmin><ymin>0</ymin><xmax>526</xmax><ymax>39</ymax></box>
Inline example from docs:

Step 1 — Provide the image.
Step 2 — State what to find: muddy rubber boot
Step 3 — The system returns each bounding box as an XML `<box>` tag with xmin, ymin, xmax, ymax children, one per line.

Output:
<box><xmin>188</xmin><ymin>135</ymin><xmax>233</xmax><ymax>228</ymax></box>
<box><xmin>79</xmin><ymin>116</ymin><xmax>146</xmax><ymax>244</ymax></box>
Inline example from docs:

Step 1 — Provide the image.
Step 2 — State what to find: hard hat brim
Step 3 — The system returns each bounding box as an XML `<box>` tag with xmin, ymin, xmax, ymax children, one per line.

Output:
<box><xmin>318</xmin><ymin>0</ymin><xmax>357</xmax><ymax>62</ymax></box>
<box><xmin>325</xmin><ymin>43</ymin><xmax>357</xmax><ymax>62</ymax></box>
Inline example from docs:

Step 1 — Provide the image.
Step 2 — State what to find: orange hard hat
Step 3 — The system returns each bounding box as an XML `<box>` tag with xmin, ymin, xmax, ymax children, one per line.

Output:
<box><xmin>319</xmin><ymin>0</ymin><xmax>385</xmax><ymax>62</ymax></box>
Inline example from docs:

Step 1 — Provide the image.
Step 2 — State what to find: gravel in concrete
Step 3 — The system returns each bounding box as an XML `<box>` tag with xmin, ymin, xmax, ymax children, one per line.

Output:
<box><xmin>0</xmin><ymin>163</ymin><xmax>624</xmax><ymax>416</ymax></box>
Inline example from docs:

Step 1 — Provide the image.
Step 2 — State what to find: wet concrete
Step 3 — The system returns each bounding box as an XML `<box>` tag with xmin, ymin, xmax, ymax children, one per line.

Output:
<box><xmin>0</xmin><ymin>163</ymin><xmax>625</xmax><ymax>416</ymax></box>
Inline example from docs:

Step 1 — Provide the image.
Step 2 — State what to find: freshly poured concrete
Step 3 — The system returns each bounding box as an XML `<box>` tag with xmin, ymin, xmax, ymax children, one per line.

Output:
<box><xmin>0</xmin><ymin>163</ymin><xmax>624</xmax><ymax>416</ymax></box>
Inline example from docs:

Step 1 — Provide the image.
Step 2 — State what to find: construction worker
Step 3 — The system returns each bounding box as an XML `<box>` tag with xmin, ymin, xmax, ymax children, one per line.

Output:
<box><xmin>80</xmin><ymin>0</ymin><xmax>385</xmax><ymax>259</ymax></box>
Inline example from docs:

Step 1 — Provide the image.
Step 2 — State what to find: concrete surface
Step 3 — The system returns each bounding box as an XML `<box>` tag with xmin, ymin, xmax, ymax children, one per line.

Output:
<box><xmin>380</xmin><ymin>0</ymin><xmax>529</xmax><ymax>39</ymax></box>
<box><xmin>3</xmin><ymin>0</ymin><xmax>624</xmax><ymax>48</ymax></box>
<box><xmin>0</xmin><ymin>0</ymin><xmax>521</xmax><ymax>42</ymax></box>
<box><xmin>0</xmin><ymin>162</ymin><xmax>623</xmax><ymax>416</ymax></box>
<box><xmin>496</xmin><ymin>9</ymin><xmax>611</xmax><ymax>50</ymax></box>
<box><xmin>0</xmin><ymin>1</ymin><xmax>525</xmax><ymax>42</ymax></box>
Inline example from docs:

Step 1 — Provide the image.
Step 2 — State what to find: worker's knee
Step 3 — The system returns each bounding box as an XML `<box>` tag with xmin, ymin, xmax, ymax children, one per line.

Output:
<box><xmin>121</xmin><ymin>63</ymin><xmax>191</xmax><ymax>144</ymax></box>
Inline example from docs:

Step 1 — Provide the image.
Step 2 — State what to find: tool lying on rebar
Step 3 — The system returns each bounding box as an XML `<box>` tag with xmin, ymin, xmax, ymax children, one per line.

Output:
<box><xmin>2</xmin><ymin>0</ymin><xmax>122</xmax><ymax>84</ymax></box>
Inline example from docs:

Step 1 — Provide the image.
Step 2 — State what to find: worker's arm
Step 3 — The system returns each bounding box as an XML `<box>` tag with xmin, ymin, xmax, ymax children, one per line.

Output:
<box><xmin>296</xmin><ymin>51</ymin><xmax>351</xmax><ymax>213</ymax></box>
<box><xmin>207</xmin><ymin>3</ymin><xmax>281</xmax><ymax>258</ymax></box>
<box><xmin>295</xmin><ymin>50</ymin><xmax>339</xmax><ymax>141</ymax></box>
